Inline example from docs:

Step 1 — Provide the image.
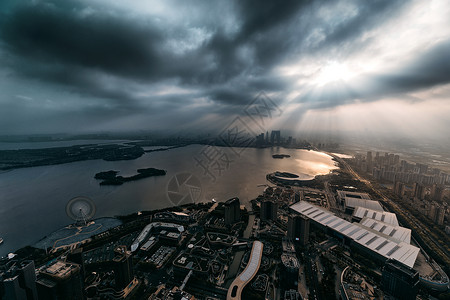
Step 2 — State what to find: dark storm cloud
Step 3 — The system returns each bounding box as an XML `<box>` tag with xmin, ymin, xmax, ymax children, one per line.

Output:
<box><xmin>0</xmin><ymin>0</ymin><xmax>447</xmax><ymax>134</ymax></box>
<box><xmin>376</xmin><ymin>41</ymin><xmax>450</xmax><ymax>91</ymax></box>
<box><xmin>1</xmin><ymin>1</ymin><xmax>163</xmax><ymax>79</ymax></box>
<box><xmin>236</xmin><ymin>0</ymin><xmax>307</xmax><ymax>39</ymax></box>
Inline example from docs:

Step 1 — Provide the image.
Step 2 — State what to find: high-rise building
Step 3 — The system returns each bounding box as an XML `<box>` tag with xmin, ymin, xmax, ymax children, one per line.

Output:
<box><xmin>0</xmin><ymin>260</ymin><xmax>38</xmax><ymax>300</ymax></box>
<box><xmin>224</xmin><ymin>197</ymin><xmax>241</xmax><ymax>225</ymax></box>
<box><xmin>382</xmin><ymin>259</ymin><xmax>419</xmax><ymax>300</ymax></box>
<box><xmin>270</xmin><ymin>130</ymin><xmax>281</xmax><ymax>145</ymax></box>
<box><xmin>255</xmin><ymin>133</ymin><xmax>265</xmax><ymax>146</ymax></box>
<box><xmin>287</xmin><ymin>214</ymin><xmax>309</xmax><ymax>245</ymax></box>
<box><xmin>260</xmin><ymin>199</ymin><xmax>278</xmax><ymax>221</ymax></box>
<box><xmin>431</xmin><ymin>184</ymin><xmax>445</xmax><ymax>202</ymax></box>
<box><xmin>435</xmin><ymin>206</ymin><xmax>445</xmax><ymax>225</ymax></box>
<box><xmin>280</xmin><ymin>254</ymin><xmax>299</xmax><ymax>289</ymax></box>
<box><xmin>394</xmin><ymin>181</ymin><xmax>405</xmax><ymax>197</ymax></box>
<box><xmin>413</xmin><ymin>183</ymin><xmax>426</xmax><ymax>200</ymax></box>
<box><xmin>67</xmin><ymin>248</ymin><xmax>85</xmax><ymax>279</ymax></box>
<box><xmin>366</xmin><ymin>151</ymin><xmax>373</xmax><ymax>173</ymax></box>
<box><xmin>36</xmin><ymin>260</ymin><xmax>84</xmax><ymax>300</ymax></box>
<box><xmin>428</xmin><ymin>203</ymin><xmax>437</xmax><ymax>221</ymax></box>
<box><xmin>113</xmin><ymin>245</ymin><xmax>134</xmax><ymax>290</ymax></box>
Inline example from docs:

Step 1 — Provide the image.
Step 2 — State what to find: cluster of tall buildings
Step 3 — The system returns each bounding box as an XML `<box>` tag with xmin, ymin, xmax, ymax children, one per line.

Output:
<box><xmin>355</xmin><ymin>151</ymin><xmax>449</xmax><ymax>186</ymax></box>
<box><xmin>255</xmin><ymin>130</ymin><xmax>310</xmax><ymax>148</ymax></box>
<box><xmin>255</xmin><ymin>130</ymin><xmax>282</xmax><ymax>146</ymax></box>
<box><xmin>353</xmin><ymin>151</ymin><xmax>448</xmax><ymax>226</ymax></box>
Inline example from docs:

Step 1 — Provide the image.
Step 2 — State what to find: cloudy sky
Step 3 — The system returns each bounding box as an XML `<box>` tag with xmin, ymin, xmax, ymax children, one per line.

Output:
<box><xmin>0</xmin><ymin>0</ymin><xmax>449</xmax><ymax>142</ymax></box>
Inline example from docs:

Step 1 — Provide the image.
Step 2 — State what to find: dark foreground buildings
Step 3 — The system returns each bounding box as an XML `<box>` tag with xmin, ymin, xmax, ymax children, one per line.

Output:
<box><xmin>382</xmin><ymin>259</ymin><xmax>419</xmax><ymax>300</ymax></box>
<box><xmin>260</xmin><ymin>199</ymin><xmax>278</xmax><ymax>222</ymax></box>
<box><xmin>36</xmin><ymin>260</ymin><xmax>84</xmax><ymax>300</ymax></box>
<box><xmin>113</xmin><ymin>245</ymin><xmax>134</xmax><ymax>290</ymax></box>
<box><xmin>0</xmin><ymin>260</ymin><xmax>38</xmax><ymax>300</ymax></box>
<box><xmin>224</xmin><ymin>197</ymin><xmax>241</xmax><ymax>225</ymax></box>
<box><xmin>287</xmin><ymin>214</ymin><xmax>310</xmax><ymax>246</ymax></box>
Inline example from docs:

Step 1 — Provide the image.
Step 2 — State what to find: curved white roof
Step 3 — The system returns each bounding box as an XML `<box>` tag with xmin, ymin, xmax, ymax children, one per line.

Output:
<box><xmin>353</xmin><ymin>207</ymin><xmax>399</xmax><ymax>226</ymax></box>
<box><xmin>227</xmin><ymin>241</ymin><xmax>264</xmax><ymax>300</ymax></box>
<box><xmin>239</xmin><ymin>241</ymin><xmax>263</xmax><ymax>282</ymax></box>
<box><xmin>290</xmin><ymin>201</ymin><xmax>419</xmax><ymax>268</ymax></box>
<box><xmin>359</xmin><ymin>218</ymin><xmax>411</xmax><ymax>244</ymax></box>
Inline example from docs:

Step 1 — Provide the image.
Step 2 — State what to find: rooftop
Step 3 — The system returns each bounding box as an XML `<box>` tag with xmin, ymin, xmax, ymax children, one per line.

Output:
<box><xmin>345</xmin><ymin>198</ymin><xmax>384</xmax><ymax>211</ymax></box>
<box><xmin>352</xmin><ymin>207</ymin><xmax>399</xmax><ymax>226</ymax></box>
<box><xmin>290</xmin><ymin>201</ymin><xmax>419</xmax><ymax>268</ymax></box>
<box><xmin>42</xmin><ymin>260</ymin><xmax>80</xmax><ymax>280</ymax></box>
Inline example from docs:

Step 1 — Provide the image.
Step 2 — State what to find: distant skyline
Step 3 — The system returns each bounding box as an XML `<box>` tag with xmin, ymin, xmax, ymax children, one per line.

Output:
<box><xmin>1</xmin><ymin>0</ymin><xmax>450</xmax><ymax>145</ymax></box>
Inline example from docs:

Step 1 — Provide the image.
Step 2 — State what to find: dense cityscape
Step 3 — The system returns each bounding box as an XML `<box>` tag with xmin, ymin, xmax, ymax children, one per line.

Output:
<box><xmin>1</xmin><ymin>130</ymin><xmax>449</xmax><ymax>299</ymax></box>
<box><xmin>1</xmin><ymin>0</ymin><xmax>450</xmax><ymax>299</ymax></box>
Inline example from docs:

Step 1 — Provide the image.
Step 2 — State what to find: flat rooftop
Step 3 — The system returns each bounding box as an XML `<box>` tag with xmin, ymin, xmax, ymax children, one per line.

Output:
<box><xmin>337</xmin><ymin>190</ymin><xmax>371</xmax><ymax>200</ymax></box>
<box><xmin>42</xmin><ymin>261</ymin><xmax>79</xmax><ymax>279</ymax></box>
<box><xmin>345</xmin><ymin>198</ymin><xmax>384</xmax><ymax>211</ymax></box>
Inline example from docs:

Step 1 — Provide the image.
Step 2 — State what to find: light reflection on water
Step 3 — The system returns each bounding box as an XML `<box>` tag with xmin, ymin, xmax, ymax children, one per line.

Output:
<box><xmin>0</xmin><ymin>144</ymin><xmax>336</xmax><ymax>256</ymax></box>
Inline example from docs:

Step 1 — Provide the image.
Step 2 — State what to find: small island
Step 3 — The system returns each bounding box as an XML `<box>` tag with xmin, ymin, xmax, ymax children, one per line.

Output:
<box><xmin>94</xmin><ymin>168</ymin><xmax>166</xmax><ymax>185</ymax></box>
<box><xmin>272</xmin><ymin>154</ymin><xmax>291</xmax><ymax>159</ymax></box>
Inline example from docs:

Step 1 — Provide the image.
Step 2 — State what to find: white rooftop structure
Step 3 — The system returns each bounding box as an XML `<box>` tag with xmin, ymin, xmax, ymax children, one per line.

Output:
<box><xmin>290</xmin><ymin>202</ymin><xmax>419</xmax><ymax>268</ymax></box>
<box><xmin>131</xmin><ymin>222</ymin><xmax>184</xmax><ymax>252</ymax></box>
<box><xmin>337</xmin><ymin>190</ymin><xmax>371</xmax><ymax>200</ymax></box>
<box><xmin>352</xmin><ymin>207</ymin><xmax>399</xmax><ymax>226</ymax></box>
<box><xmin>227</xmin><ymin>241</ymin><xmax>264</xmax><ymax>300</ymax></box>
<box><xmin>239</xmin><ymin>241</ymin><xmax>263</xmax><ymax>282</ymax></box>
<box><xmin>345</xmin><ymin>197</ymin><xmax>384</xmax><ymax>211</ymax></box>
<box><xmin>359</xmin><ymin>218</ymin><xmax>411</xmax><ymax>244</ymax></box>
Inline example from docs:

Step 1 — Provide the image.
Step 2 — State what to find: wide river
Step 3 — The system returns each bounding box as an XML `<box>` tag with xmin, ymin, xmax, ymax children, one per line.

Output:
<box><xmin>0</xmin><ymin>143</ymin><xmax>337</xmax><ymax>256</ymax></box>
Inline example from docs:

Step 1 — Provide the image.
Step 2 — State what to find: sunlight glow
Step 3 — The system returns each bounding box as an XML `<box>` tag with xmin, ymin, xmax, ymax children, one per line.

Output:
<box><xmin>313</xmin><ymin>62</ymin><xmax>356</xmax><ymax>86</ymax></box>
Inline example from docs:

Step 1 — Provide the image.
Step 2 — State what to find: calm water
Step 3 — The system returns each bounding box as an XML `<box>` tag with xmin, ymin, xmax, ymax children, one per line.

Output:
<box><xmin>0</xmin><ymin>144</ymin><xmax>337</xmax><ymax>256</ymax></box>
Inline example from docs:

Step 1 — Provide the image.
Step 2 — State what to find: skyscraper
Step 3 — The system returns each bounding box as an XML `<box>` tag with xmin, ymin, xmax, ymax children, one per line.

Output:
<box><xmin>394</xmin><ymin>181</ymin><xmax>405</xmax><ymax>197</ymax></box>
<box><xmin>431</xmin><ymin>184</ymin><xmax>445</xmax><ymax>202</ymax></box>
<box><xmin>413</xmin><ymin>183</ymin><xmax>426</xmax><ymax>200</ymax></box>
<box><xmin>260</xmin><ymin>199</ymin><xmax>278</xmax><ymax>221</ymax></box>
<box><xmin>255</xmin><ymin>133</ymin><xmax>265</xmax><ymax>146</ymax></box>
<box><xmin>224</xmin><ymin>197</ymin><xmax>241</xmax><ymax>225</ymax></box>
<box><xmin>382</xmin><ymin>259</ymin><xmax>419</xmax><ymax>300</ymax></box>
<box><xmin>270</xmin><ymin>130</ymin><xmax>281</xmax><ymax>145</ymax></box>
<box><xmin>113</xmin><ymin>245</ymin><xmax>134</xmax><ymax>290</ymax></box>
<box><xmin>67</xmin><ymin>248</ymin><xmax>85</xmax><ymax>279</ymax></box>
<box><xmin>287</xmin><ymin>214</ymin><xmax>310</xmax><ymax>246</ymax></box>
<box><xmin>0</xmin><ymin>260</ymin><xmax>38</xmax><ymax>300</ymax></box>
<box><xmin>36</xmin><ymin>260</ymin><xmax>84</xmax><ymax>300</ymax></box>
<box><xmin>366</xmin><ymin>151</ymin><xmax>373</xmax><ymax>173</ymax></box>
